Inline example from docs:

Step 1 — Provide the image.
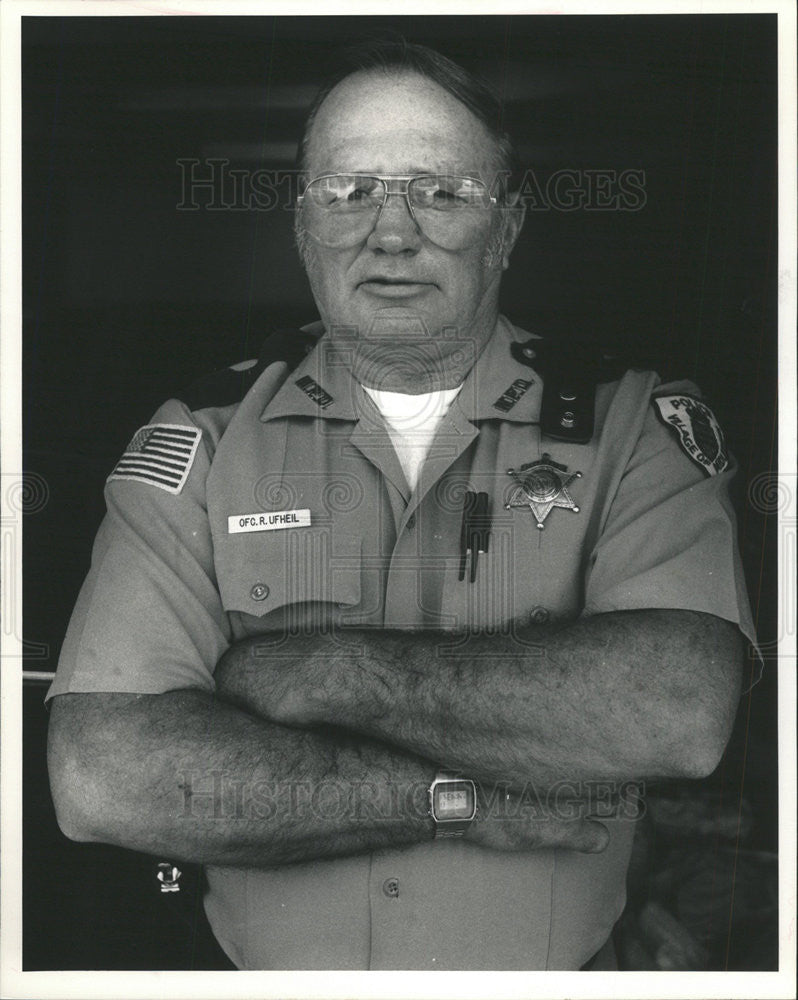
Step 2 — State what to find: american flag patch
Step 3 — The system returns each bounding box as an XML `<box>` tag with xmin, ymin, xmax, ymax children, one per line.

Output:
<box><xmin>107</xmin><ymin>423</ymin><xmax>202</xmax><ymax>494</ymax></box>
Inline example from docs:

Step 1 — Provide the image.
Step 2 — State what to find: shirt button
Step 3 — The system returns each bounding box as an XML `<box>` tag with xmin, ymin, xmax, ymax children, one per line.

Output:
<box><xmin>406</xmin><ymin>514</ymin><xmax>416</xmax><ymax>530</ymax></box>
<box><xmin>530</xmin><ymin>605</ymin><xmax>550</xmax><ymax>625</ymax></box>
<box><xmin>250</xmin><ymin>583</ymin><xmax>270</xmax><ymax>602</ymax></box>
<box><xmin>382</xmin><ymin>877</ymin><xmax>400</xmax><ymax>898</ymax></box>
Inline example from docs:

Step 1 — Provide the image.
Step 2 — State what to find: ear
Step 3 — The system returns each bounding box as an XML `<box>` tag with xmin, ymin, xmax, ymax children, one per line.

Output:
<box><xmin>499</xmin><ymin>197</ymin><xmax>526</xmax><ymax>270</ymax></box>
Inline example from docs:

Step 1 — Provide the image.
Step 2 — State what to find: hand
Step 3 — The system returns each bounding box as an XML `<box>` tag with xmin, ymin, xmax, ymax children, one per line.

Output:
<box><xmin>464</xmin><ymin>782</ymin><xmax>610</xmax><ymax>854</ymax></box>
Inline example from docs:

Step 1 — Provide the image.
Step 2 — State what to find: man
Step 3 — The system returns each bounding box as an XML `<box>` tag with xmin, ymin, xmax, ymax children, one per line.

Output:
<box><xmin>46</xmin><ymin>41</ymin><xmax>756</xmax><ymax>970</ymax></box>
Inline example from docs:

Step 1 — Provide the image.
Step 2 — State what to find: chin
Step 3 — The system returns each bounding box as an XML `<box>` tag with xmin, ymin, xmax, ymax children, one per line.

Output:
<box><xmin>363</xmin><ymin>310</ymin><xmax>438</xmax><ymax>340</ymax></box>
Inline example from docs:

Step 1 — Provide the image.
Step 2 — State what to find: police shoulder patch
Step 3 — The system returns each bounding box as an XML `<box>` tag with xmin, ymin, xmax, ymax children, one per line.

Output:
<box><xmin>107</xmin><ymin>423</ymin><xmax>202</xmax><ymax>494</ymax></box>
<box><xmin>652</xmin><ymin>394</ymin><xmax>729</xmax><ymax>476</ymax></box>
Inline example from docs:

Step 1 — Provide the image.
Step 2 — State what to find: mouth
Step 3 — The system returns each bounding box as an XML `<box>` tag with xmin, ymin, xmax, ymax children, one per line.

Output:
<box><xmin>358</xmin><ymin>278</ymin><xmax>437</xmax><ymax>298</ymax></box>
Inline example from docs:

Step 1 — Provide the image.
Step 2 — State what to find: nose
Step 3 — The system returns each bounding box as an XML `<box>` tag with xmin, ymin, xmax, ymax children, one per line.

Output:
<box><xmin>366</xmin><ymin>193</ymin><xmax>422</xmax><ymax>254</ymax></box>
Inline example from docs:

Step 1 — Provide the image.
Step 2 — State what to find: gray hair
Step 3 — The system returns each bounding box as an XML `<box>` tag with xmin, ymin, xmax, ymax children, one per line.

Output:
<box><xmin>297</xmin><ymin>38</ymin><xmax>520</xmax><ymax>198</ymax></box>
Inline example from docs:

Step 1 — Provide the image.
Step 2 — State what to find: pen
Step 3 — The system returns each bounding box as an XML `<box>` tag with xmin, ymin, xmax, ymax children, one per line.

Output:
<box><xmin>458</xmin><ymin>491</ymin><xmax>491</xmax><ymax>583</ymax></box>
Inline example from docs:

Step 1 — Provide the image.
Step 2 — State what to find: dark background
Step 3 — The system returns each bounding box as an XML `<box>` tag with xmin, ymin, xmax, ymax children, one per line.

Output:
<box><xmin>22</xmin><ymin>14</ymin><xmax>778</xmax><ymax>970</ymax></box>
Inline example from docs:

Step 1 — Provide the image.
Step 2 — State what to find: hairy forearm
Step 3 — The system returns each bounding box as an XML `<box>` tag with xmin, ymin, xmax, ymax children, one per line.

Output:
<box><xmin>218</xmin><ymin>610</ymin><xmax>743</xmax><ymax>786</ymax></box>
<box><xmin>47</xmin><ymin>689</ymin><xmax>434</xmax><ymax>866</ymax></box>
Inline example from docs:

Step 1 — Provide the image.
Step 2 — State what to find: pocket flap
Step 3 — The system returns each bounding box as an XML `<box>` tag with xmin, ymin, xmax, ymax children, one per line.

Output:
<box><xmin>214</xmin><ymin>528</ymin><xmax>361</xmax><ymax>617</ymax></box>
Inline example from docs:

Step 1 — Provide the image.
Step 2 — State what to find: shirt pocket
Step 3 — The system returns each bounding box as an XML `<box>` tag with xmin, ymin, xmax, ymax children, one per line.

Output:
<box><xmin>434</xmin><ymin>524</ymin><xmax>577</xmax><ymax>631</ymax></box>
<box><xmin>433</xmin><ymin>517</ymin><xmax>543</xmax><ymax>630</ymax></box>
<box><xmin>214</xmin><ymin>528</ymin><xmax>362</xmax><ymax>628</ymax></box>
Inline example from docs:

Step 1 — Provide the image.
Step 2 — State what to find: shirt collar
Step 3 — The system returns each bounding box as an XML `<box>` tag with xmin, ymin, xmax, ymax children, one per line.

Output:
<box><xmin>454</xmin><ymin>316</ymin><xmax>542</xmax><ymax>423</ymax></box>
<box><xmin>259</xmin><ymin>335</ymin><xmax>360</xmax><ymax>422</ymax></box>
<box><xmin>259</xmin><ymin>315</ymin><xmax>541</xmax><ymax>424</ymax></box>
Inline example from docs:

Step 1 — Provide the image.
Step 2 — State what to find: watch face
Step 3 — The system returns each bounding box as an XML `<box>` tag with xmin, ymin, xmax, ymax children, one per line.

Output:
<box><xmin>434</xmin><ymin>781</ymin><xmax>475</xmax><ymax>820</ymax></box>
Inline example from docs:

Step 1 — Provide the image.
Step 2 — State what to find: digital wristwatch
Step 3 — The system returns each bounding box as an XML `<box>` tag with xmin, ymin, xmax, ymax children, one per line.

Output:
<box><xmin>428</xmin><ymin>771</ymin><xmax>477</xmax><ymax>838</ymax></box>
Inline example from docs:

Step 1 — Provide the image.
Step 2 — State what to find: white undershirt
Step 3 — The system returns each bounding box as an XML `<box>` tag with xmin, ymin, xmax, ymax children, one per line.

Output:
<box><xmin>361</xmin><ymin>383</ymin><xmax>463</xmax><ymax>492</ymax></box>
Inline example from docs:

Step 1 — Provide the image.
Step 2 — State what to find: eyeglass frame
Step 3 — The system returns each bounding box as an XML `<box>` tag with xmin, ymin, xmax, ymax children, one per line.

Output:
<box><xmin>296</xmin><ymin>172</ymin><xmax>501</xmax><ymax>242</ymax></box>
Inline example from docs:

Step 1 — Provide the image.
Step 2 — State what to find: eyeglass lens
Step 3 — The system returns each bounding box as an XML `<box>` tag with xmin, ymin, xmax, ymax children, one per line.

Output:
<box><xmin>300</xmin><ymin>175</ymin><xmax>494</xmax><ymax>250</ymax></box>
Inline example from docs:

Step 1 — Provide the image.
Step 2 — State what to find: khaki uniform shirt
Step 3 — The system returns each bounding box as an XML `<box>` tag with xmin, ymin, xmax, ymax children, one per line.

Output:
<box><xmin>48</xmin><ymin>317</ymin><xmax>758</xmax><ymax>969</ymax></box>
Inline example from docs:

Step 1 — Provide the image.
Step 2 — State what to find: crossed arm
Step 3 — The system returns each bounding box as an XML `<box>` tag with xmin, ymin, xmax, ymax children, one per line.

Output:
<box><xmin>216</xmin><ymin>608</ymin><xmax>742</xmax><ymax>784</ymax></box>
<box><xmin>48</xmin><ymin>608</ymin><xmax>742</xmax><ymax>867</ymax></box>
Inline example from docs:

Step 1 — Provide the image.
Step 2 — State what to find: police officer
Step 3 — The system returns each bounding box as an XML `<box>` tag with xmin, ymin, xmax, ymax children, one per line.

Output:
<box><xmin>47</xmin><ymin>41</ymin><xmax>756</xmax><ymax>970</ymax></box>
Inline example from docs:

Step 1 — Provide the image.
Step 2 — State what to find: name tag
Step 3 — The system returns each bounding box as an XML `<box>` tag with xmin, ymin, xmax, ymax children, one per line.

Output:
<box><xmin>228</xmin><ymin>509</ymin><xmax>311</xmax><ymax>533</ymax></box>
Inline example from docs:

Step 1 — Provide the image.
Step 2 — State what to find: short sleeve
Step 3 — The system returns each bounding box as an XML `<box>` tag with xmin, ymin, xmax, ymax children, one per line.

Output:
<box><xmin>46</xmin><ymin>399</ymin><xmax>231</xmax><ymax>702</ymax></box>
<box><xmin>583</xmin><ymin>379</ymin><xmax>761</xmax><ymax>684</ymax></box>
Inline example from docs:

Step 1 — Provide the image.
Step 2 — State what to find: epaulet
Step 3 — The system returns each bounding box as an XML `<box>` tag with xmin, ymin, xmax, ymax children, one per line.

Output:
<box><xmin>178</xmin><ymin>328</ymin><xmax>319</xmax><ymax>412</ymax></box>
<box><xmin>510</xmin><ymin>335</ymin><xmax>639</xmax><ymax>444</ymax></box>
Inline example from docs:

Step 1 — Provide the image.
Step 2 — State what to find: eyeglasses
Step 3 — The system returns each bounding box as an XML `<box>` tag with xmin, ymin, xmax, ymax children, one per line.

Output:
<box><xmin>297</xmin><ymin>174</ymin><xmax>498</xmax><ymax>250</ymax></box>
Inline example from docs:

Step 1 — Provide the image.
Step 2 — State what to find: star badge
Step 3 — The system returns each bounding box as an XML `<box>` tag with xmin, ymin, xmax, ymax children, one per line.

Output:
<box><xmin>504</xmin><ymin>453</ymin><xmax>582</xmax><ymax>529</ymax></box>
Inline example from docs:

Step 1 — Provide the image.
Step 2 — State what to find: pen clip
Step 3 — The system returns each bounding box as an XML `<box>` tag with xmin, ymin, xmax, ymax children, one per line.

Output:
<box><xmin>458</xmin><ymin>491</ymin><xmax>477</xmax><ymax>582</ymax></box>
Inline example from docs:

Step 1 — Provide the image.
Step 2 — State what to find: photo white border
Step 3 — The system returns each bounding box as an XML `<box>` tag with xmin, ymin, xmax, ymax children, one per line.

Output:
<box><xmin>2</xmin><ymin>1</ymin><xmax>795</xmax><ymax>998</ymax></box>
